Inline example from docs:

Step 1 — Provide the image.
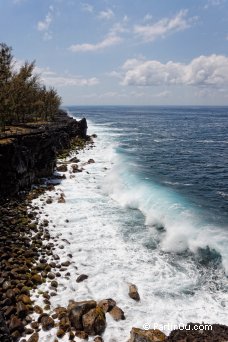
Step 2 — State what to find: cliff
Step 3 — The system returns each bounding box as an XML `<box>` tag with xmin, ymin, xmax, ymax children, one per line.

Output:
<box><xmin>0</xmin><ymin>112</ymin><xmax>87</xmax><ymax>199</ymax></box>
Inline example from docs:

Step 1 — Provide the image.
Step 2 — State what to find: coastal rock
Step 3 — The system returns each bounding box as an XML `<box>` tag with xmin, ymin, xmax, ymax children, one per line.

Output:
<box><xmin>94</xmin><ymin>337</ymin><xmax>103</xmax><ymax>342</ymax></box>
<box><xmin>57</xmin><ymin>164</ymin><xmax>68</xmax><ymax>172</ymax></box>
<box><xmin>129</xmin><ymin>284</ymin><xmax>140</xmax><ymax>301</ymax></box>
<box><xmin>76</xmin><ymin>274</ymin><xmax>88</xmax><ymax>283</ymax></box>
<box><xmin>82</xmin><ymin>307</ymin><xmax>106</xmax><ymax>336</ymax></box>
<box><xmin>27</xmin><ymin>333</ymin><xmax>39</xmax><ymax>342</ymax></box>
<box><xmin>68</xmin><ymin>300</ymin><xmax>97</xmax><ymax>330</ymax></box>
<box><xmin>0</xmin><ymin>311</ymin><xmax>12</xmax><ymax>342</ymax></box>
<box><xmin>98</xmin><ymin>299</ymin><xmax>116</xmax><ymax>312</ymax></box>
<box><xmin>129</xmin><ymin>328</ymin><xmax>166</xmax><ymax>342</ymax></box>
<box><xmin>40</xmin><ymin>315</ymin><xmax>55</xmax><ymax>331</ymax></box>
<box><xmin>58</xmin><ymin>193</ymin><xmax>65</xmax><ymax>203</ymax></box>
<box><xmin>167</xmin><ymin>323</ymin><xmax>228</xmax><ymax>341</ymax></box>
<box><xmin>9</xmin><ymin>316</ymin><xmax>24</xmax><ymax>333</ymax></box>
<box><xmin>109</xmin><ymin>305</ymin><xmax>125</xmax><ymax>321</ymax></box>
<box><xmin>87</xmin><ymin>159</ymin><xmax>95</xmax><ymax>164</ymax></box>
<box><xmin>0</xmin><ymin>112</ymin><xmax>87</xmax><ymax>198</ymax></box>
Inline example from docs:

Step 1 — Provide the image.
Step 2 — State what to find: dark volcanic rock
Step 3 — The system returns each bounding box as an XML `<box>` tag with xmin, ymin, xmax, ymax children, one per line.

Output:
<box><xmin>167</xmin><ymin>323</ymin><xmax>228</xmax><ymax>341</ymax></box>
<box><xmin>0</xmin><ymin>312</ymin><xmax>12</xmax><ymax>342</ymax></box>
<box><xmin>0</xmin><ymin>112</ymin><xmax>87</xmax><ymax>198</ymax></box>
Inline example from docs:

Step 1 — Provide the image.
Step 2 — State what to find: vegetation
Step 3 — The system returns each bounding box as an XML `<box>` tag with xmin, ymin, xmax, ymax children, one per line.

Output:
<box><xmin>0</xmin><ymin>43</ymin><xmax>61</xmax><ymax>131</ymax></box>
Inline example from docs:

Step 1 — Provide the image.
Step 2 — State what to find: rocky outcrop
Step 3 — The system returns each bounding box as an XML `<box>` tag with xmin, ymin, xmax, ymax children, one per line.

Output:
<box><xmin>129</xmin><ymin>284</ymin><xmax>140</xmax><ymax>301</ymax></box>
<box><xmin>0</xmin><ymin>112</ymin><xmax>87</xmax><ymax>198</ymax></box>
<box><xmin>129</xmin><ymin>328</ymin><xmax>166</xmax><ymax>342</ymax></box>
<box><xmin>167</xmin><ymin>323</ymin><xmax>228</xmax><ymax>341</ymax></box>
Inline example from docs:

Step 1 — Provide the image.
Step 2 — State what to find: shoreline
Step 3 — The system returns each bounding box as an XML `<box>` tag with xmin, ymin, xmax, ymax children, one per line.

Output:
<box><xmin>0</xmin><ymin>116</ymin><xmax>228</xmax><ymax>341</ymax></box>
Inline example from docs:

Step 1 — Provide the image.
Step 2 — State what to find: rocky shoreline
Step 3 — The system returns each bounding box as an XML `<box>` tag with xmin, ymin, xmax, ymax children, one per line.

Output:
<box><xmin>0</xmin><ymin>114</ymin><xmax>228</xmax><ymax>342</ymax></box>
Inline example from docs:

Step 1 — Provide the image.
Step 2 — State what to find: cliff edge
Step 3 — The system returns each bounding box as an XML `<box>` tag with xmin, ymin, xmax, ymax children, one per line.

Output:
<box><xmin>0</xmin><ymin>111</ymin><xmax>87</xmax><ymax>198</ymax></box>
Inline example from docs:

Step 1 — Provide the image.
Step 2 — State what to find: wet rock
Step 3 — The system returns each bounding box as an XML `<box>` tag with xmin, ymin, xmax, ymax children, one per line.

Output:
<box><xmin>61</xmin><ymin>261</ymin><xmax>71</xmax><ymax>267</ymax></box>
<box><xmin>129</xmin><ymin>284</ymin><xmax>140</xmax><ymax>301</ymax></box>
<box><xmin>46</xmin><ymin>198</ymin><xmax>53</xmax><ymax>204</ymax></box>
<box><xmin>9</xmin><ymin>316</ymin><xmax>24</xmax><ymax>333</ymax></box>
<box><xmin>40</xmin><ymin>315</ymin><xmax>55</xmax><ymax>331</ymax></box>
<box><xmin>69</xmin><ymin>157</ymin><xmax>80</xmax><ymax>163</ymax></box>
<box><xmin>87</xmin><ymin>159</ymin><xmax>95</xmax><ymax>164</ymax></box>
<box><xmin>167</xmin><ymin>323</ymin><xmax>228</xmax><ymax>342</ymax></box>
<box><xmin>47</xmin><ymin>272</ymin><xmax>56</xmax><ymax>280</ymax></box>
<box><xmin>76</xmin><ymin>274</ymin><xmax>88</xmax><ymax>283</ymax></box>
<box><xmin>109</xmin><ymin>305</ymin><xmax>125</xmax><ymax>321</ymax></box>
<box><xmin>71</xmin><ymin>164</ymin><xmax>79</xmax><ymax>173</ymax></box>
<box><xmin>58</xmin><ymin>193</ymin><xmax>65</xmax><ymax>203</ymax></box>
<box><xmin>0</xmin><ymin>311</ymin><xmax>12</xmax><ymax>342</ymax></box>
<box><xmin>75</xmin><ymin>330</ymin><xmax>89</xmax><ymax>339</ymax></box>
<box><xmin>34</xmin><ymin>305</ymin><xmax>43</xmax><ymax>315</ymax></box>
<box><xmin>16</xmin><ymin>301</ymin><xmax>28</xmax><ymax>318</ymax></box>
<box><xmin>98</xmin><ymin>299</ymin><xmax>116</xmax><ymax>312</ymax></box>
<box><xmin>27</xmin><ymin>333</ymin><xmax>39</xmax><ymax>342</ymax></box>
<box><xmin>19</xmin><ymin>294</ymin><xmax>31</xmax><ymax>305</ymax></box>
<box><xmin>129</xmin><ymin>328</ymin><xmax>166</xmax><ymax>342</ymax></box>
<box><xmin>51</xmin><ymin>280</ymin><xmax>58</xmax><ymax>288</ymax></box>
<box><xmin>94</xmin><ymin>337</ymin><xmax>103</xmax><ymax>342</ymax></box>
<box><xmin>31</xmin><ymin>274</ymin><xmax>42</xmax><ymax>284</ymax></box>
<box><xmin>68</xmin><ymin>300</ymin><xmax>97</xmax><ymax>330</ymax></box>
<box><xmin>57</xmin><ymin>329</ymin><xmax>65</xmax><ymax>338</ymax></box>
<box><xmin>57</xmin><ymin>164</ymin><xmax>68</xmax><ymax>172</ymax></box>
<box><xmin>82</xmin><ymin>307</ymin><xmax>106</xmax><ymax>336</ymax></box>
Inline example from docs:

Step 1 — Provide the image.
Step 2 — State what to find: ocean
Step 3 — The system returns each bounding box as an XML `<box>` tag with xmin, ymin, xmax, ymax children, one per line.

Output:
<box><xmin>34</xmin><ymin>106</ymin><xmax>228</xmax><ymax>341</ymax></box>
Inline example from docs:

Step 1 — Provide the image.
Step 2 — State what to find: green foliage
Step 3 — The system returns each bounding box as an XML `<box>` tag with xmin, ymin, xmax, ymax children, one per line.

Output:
<box><xmin>0</xmin><ymin>43</ymin><xmax>62</xmax><ymax>130</ymax></box>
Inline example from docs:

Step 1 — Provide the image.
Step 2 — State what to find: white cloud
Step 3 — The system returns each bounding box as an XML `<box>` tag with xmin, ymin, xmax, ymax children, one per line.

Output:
<box><xmin>143</xmin><ymin>14</ymin><xmax>153</xmax><ymax>22</ymax></box>
<box><xmin>98</xmin><ymin>9</ymin><xmax>114</xmax><ymax>20</ymax></box>
<box><xmin>204</xmin><ymin>0</ymin><xmax>226</xmax><ymax>8</ymax></box>
<box><xmin>36</xmin><ymin>66</ymin><xmax>99</xmax><ymax>86</ymax></box>
<box><xmin>37</xmin><ymin>7</ymin><xmax>53</xmax><ymax>32</ymax></box>
<box><xmin>121</xmin><ymin>55</ymin><xmax>228</xmax><ymax>89</ymax></box>
<box><xmin>134</xmin><ymin>10</ymin><xmax>195</xmax><ymax>42</ymax></box>
<box><xmin>81</xmin><ymin>3</ymin><xmax>94</xmax><ymax>13</ymax></box>
<box><xmin>69</xmin><ymin>28</ymin><xmax>122</xmax><ymax>52</ymax></box>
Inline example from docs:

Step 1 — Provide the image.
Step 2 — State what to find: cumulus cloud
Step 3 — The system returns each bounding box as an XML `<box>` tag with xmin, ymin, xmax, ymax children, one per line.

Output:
<box><xmin>98</xmin><ymin>9</ymin><xmax>114</xmax><ymax>20</ymax></box>
<box><xmin>134</xmin><ymin>9</ymin><xmax>196</xmax><ymax>42</ymax></box>
<box><xmin>69</xmin><ymin>27</ymin><xmax>122</xmax><ymax>52</ymax></box>
<box><xmin>121</xmin><ymin>55</ymin><xmax>228</xmax><ymax>88</ymax></box>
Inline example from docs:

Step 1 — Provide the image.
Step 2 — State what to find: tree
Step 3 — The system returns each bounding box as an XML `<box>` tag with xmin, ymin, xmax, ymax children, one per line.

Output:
<box><xmin>0</xmin><ymin>42</ymin><xmax>62</xmax><ymax>131</ymax></box>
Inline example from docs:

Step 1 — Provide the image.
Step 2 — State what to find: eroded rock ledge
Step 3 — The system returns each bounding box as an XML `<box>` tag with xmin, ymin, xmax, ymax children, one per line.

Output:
<box><xmin>0</xmin><ymin>111</ymin><xmax>87</xmax><ymax>199</ymax></box>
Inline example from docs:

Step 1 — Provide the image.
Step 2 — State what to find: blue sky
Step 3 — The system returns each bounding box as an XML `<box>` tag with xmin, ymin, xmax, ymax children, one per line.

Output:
<box><xmin>0</xmin><ymin>0</ymin><xmax>228</xmax><ymax>105</ymax></box>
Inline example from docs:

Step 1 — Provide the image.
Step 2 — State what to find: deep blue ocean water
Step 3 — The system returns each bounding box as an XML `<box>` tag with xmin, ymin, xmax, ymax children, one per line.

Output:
<box><xmin>69</xmin><ymin>105</ymin><xmax>228</xmax><ymax>225</ymax></box>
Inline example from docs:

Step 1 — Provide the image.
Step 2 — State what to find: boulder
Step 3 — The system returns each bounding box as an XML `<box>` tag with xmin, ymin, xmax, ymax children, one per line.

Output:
<box><xmin>82</xmin><ymin>307</ymin><xmax>106</xmax><ymax>336</ymax></box>
<box><xmin>68</xmin><ymin>300</ymin><xmax>97</xmax><ymax>331</ymax></box>
<box><xmin>129</xmin><ymin>328</ymin><xmax>166</xmax><ymax>342</ymax></box>
<box><xmin>76</xmin><ymin>274</ymin><xmax>88</xmax><ymax>283</ymax></box>
<box><xmin>9</xmin><ymin>316</ymin><xmax>24</xmax><ymax>333</ymax></box>
<box><xmin>129</xmin><ymin>284</ymin><xmax>140</xmax><ymax>301</ymax></box>
<box><xmin>94</xmin><ymin>337</ymin><xmax>103</xmax><ymax>342</ymax></box>
<box><xmin>40</xmin><ymin>315</ymin><xmax>55</xmax><ymax>331</ymax></box>
<box><xmin>87</xmin><ymin>159</ymin><xmax>95</xmax><ymax>164</ymax></box>
<box><xmin>28</xmin><ymin>333</ymin><xmax>39</xmax><ymax>342</ymax></box>
<box><xmin>57</xmin><ymin>164</ymin><xmax>68</xmax><ymax>172</ymax></box>
<box><xmin>109</xmin><ymin>305</ymin><xmax>125</xmax><ymax>321</ymax></box>
<box><xmin>58</xmin><ymin>193</ymin><xmax>65</xmax><ymax>203</ymax></box>
<box><xmin>98</xmin><ymin>299</ymin><xmax>116</xmax><ymax>312</ymax></box>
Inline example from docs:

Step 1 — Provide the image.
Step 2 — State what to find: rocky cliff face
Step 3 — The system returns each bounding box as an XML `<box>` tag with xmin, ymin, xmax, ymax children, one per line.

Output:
<box><xmin>0</xmin><ymin>113</ymin><xmax>87</xmax><ymax>199</ymax></box>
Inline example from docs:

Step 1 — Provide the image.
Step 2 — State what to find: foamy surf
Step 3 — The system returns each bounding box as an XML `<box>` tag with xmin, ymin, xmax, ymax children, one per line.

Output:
<box><xmin>30</xmin><ymin>117</ymin><xmax>228</xmax><ymax>341</ymax></box>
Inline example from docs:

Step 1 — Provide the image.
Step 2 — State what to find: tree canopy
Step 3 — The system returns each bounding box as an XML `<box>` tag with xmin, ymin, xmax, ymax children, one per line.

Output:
<box><xmin>0</xmin><ymin>43</ymin><xmax>61</xmax><ymax>131</ymax></box>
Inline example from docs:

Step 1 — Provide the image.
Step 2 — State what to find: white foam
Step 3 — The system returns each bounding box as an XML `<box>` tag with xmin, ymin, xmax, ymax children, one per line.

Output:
<box><xmin>31</xmin><ymin>120</ymin><xmax>228</xmax><ymax>342</ymax></box>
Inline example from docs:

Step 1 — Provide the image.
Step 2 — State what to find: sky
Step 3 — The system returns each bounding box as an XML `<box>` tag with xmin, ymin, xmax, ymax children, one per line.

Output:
<box><xmin>0</xmin><ymin>0</ymin><xmax>228</xmax><ymax>106</ymax></box>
